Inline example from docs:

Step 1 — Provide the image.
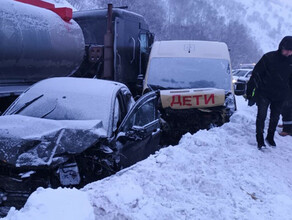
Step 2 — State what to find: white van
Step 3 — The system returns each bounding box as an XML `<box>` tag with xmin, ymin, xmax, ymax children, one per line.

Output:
<box><xmin>143</xmin><ymin>40</ymin><xmax>236</xmax><ymax>144</ymax></box>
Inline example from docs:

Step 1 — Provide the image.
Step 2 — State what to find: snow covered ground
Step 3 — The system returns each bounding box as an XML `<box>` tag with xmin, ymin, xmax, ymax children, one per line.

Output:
<box><xmin>2</xmin><ymin>96</ymin><xmax>292</xmax><ymax>220</ymax></box>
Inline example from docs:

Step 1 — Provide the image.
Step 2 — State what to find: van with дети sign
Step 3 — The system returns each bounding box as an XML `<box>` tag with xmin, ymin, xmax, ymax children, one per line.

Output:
<box><xmin>143</xmin><ymin>40</ymin><xmax>237</xmax><ymax>145</ymax></box>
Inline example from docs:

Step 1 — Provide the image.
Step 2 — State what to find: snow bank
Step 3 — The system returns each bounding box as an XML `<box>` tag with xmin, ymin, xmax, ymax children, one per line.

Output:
<box><xmin>2</xmin><ymin>96</ymin><xmax>292</xmax><ymax>220</ymax></box>
<box><xmin>82</xmin><ymin>97</ymin><xmax>292</xmax><ymax>220</ymax></box>
<box><xmin>4</xmin><ymin>188</ymin><xmax>94</xmax><ymax>220</ymax></box>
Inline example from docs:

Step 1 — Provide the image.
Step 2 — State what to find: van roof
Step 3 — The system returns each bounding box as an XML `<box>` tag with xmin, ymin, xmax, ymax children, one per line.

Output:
<box><xmin>150</xmin><ymin>40</ymin><xmax>230</xmax><ymax>60</ymax></box>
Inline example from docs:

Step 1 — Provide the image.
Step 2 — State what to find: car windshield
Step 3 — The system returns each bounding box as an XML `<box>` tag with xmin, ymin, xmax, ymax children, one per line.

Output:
<box><xmin>147</xmin><ymin>57</ymin><xmax>231</xmax><ymax>90</ymax></box>
<box><xmin>233</xmin><ymin>70</ymin><xmax>250</xmax><ymax>77</ymax></box>
<box><xmin>5</xmin><ymin>79</ymin><xmax>114</xmax><ymax>131</ymax></box>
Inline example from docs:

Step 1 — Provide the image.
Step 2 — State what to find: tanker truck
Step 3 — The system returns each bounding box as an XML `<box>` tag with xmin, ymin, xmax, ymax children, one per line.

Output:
<box><xmin>0</xmin><ymin>0</ymin><xmax>154</xmax><ymax>113</ymax></box>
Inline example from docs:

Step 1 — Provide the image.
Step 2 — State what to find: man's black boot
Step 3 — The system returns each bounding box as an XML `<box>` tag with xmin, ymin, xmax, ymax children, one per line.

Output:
<box><xmin>256</xmin><ymin>133</ymin><xmax>266</xmax><ymax>150</ymax></box>
<box><xmin>266</xmin><ymin>132</ymin><xmax>276</xmax><ymax>147</ymax></box>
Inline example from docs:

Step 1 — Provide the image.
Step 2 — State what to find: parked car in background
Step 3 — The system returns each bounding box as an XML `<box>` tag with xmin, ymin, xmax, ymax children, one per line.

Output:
<box><xmin>239</xmin><ymin>63</ymin><xmax>255</xmax><ymax>69</ymax></box>
<box><xmin>232</xmin><ymin>68</ymin><xmax>253</xmax><ymax>95</ymax></box>
<box><xmin>0</xmin><ymin>77</ymin><xmax>161</xmax><ymax>216</ymax></box>
<box><xmin>143</xmin><ymin>40</ymin><xmax>237</xmax><ymax>144</ymax></box>
<box><xmin>232</xmin><ymin>68</ymin><xmax>253</xmax><ymax>83</ymax></box>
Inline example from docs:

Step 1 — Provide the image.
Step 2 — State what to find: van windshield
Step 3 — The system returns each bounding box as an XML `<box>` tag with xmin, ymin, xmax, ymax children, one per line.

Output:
<box><xmin>147</xmin><ymin>57</ymin><xmax>231</xmax><ymax>90</ymax></box>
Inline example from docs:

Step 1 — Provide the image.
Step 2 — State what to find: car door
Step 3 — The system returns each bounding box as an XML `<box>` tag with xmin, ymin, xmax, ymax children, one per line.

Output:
<box><xmin>116</xmin><ymin>91</ymin><xmax>161</xmax><ymax>168</ymax></box>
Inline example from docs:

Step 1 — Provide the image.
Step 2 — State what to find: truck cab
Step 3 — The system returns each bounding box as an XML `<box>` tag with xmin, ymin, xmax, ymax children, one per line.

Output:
<box><xmin>143</xmin><ymin>40</ymin><xmax>236</xmax><ymax>144</ymax></box>
<box><xmin>73</xmin><ymin>7</ymin><xmax>154</xmax><ymax>97</ymax></box>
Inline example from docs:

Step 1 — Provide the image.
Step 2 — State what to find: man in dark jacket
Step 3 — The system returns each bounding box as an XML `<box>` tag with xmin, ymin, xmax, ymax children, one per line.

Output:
<box><xmin>246</xmin><ymin>36</ymin><xmax>292</xmax><ymax>149</ymax></box>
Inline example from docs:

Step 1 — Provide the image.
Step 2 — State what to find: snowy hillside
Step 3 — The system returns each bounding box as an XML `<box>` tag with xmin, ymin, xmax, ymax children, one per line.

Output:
<box><xmin>48</xmin><ymin>0</ymin><xmax>292</xmax><ymax>53</ymax></box>
<box><xmin>53</xmin><ymin>0</ymin><xmax>292</xmax><ymax>63</ymax></box>
<box><xmin>208</xmin><ymin>0</ymin><xmax>292</xmax><ymax>52</ymax></box>
<box><xmin>3</xmin><ymin>96</ymin><xmax>292</xmax><ymax>220</ymax></box>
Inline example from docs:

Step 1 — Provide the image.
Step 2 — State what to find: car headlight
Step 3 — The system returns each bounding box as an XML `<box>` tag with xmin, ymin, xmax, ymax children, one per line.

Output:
<box><xmin>232</xmin><ymin>79</ymin><xmax>237</xmax><ymax>83</ymax></box>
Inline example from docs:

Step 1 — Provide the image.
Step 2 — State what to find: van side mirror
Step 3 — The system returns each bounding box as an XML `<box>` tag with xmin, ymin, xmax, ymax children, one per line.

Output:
<box><xmin>234</xmin><ymin>81</ymin><xmax>246</xmax><ymax>96</ymax></box>
<box><xmin>148</xmin><ymin>32</ymin><xmax>154</xmax><ymax>47</ymax></box>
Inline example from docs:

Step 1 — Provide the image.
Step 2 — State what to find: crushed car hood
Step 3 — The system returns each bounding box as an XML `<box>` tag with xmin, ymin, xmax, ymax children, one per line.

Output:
<box><xmin>0</xmin><ymin>115</ymin><xmax>107</xmax><ymax>167</ymax></box>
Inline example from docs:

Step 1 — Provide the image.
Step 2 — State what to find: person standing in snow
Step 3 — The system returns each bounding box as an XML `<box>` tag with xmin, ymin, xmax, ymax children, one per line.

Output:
<box><xmin>246</xmin><ymin>36</ymin><xmax>292</xmax><ymax>149</ymax></box>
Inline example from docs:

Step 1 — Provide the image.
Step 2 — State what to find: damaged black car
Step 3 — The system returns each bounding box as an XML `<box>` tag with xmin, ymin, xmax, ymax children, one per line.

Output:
<box><xmin>0</xmin><ymin>77</ymin><xmax>161</xmax><ymax>215</ymax></box>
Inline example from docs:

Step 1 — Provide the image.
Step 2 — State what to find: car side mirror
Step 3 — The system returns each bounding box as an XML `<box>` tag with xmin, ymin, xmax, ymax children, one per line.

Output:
<box><xmin>148</xmin><ymin>32</ymin><xmax>154</xmax><ymax>46</ymax></box>
<box><xmin>117</xmin><ymin>125</ymin><xmax>146</xmax><ymax>143</ymax></box>
<box><xmin>131</xmin><ymin>125</ymin><xmax>146</xmax><ymax>132</ymax></box>
<box><xmin>130</xmin><ymin>125</ymin><xmax>146</xmax><ymax>135</ymax></box>
<box><xmin>126</xmin><ymin>125</ymin><xmax>146</xmax><ymax>141</ymax></box>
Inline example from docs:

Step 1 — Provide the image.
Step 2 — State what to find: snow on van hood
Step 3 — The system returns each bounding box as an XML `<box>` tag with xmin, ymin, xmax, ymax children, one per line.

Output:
<box><xmin>160</xmin><ymin>88</ymin><xmax>225</xmax><ymax>109</ymax></box>
<box><xmin>0</xmin><ymin>115</ymin><xmax>107</xmax><ymax>167</ymax></box>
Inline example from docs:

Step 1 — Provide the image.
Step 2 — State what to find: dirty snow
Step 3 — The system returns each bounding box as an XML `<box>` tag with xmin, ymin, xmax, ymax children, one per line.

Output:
<box><xmin>2</xmin><ymin>96</ymin><xmax>292</xmax><ymax>220</ymax></box>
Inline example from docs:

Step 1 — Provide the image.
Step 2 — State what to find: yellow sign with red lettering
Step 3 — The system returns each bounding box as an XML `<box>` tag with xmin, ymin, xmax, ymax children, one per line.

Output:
<box><xmin>160</xmin><ymin>88</ymin><xmax>225</xmax><ymax>109</ymax></box>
